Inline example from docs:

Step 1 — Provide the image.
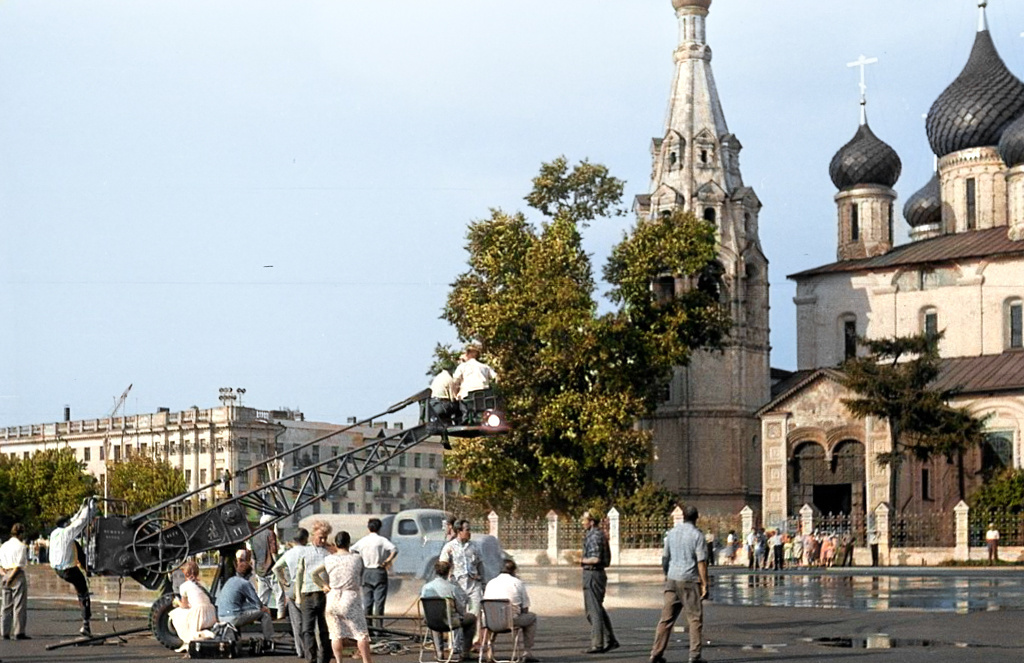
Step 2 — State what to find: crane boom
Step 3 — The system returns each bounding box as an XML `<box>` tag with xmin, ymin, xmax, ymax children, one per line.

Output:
<box><xmin>87</xmin><ymin>388</ymin><xmax>507</xmax><ymax>590</ymax></box>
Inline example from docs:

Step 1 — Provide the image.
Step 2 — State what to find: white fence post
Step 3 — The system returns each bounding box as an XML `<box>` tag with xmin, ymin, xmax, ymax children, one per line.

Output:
<box><xmin>546</xmin><ymin>510</ymin><xmax>559</xmax><ymax>565</ymax></box>
<box><xmin>800</xmin><ymin>503</ymin><xmax>814</xmax><ymax>537</ymax></box>
<box><xmin>875</xmin><ymin>502</ymin><xmax>891</xmax><ymax>566</ymax></box>
<box><xmin>488</xmin><ymin>510</ymin><xmax>499</xmax><ymax>538</ymax></box>
<box><xmin>740</xmin><ymin>505</ymin><xmax>753</xmax><ymax>567</ymax></box>
<box><xmin>954</xmin><ymin>500</ymin><xmax>970</xmax><ymax>562</ymax></box>
<box><xmin>608</xmin><ymin>507</ymin><xmax>620</xmax><ymax>567</ymax></box>
<box><xmin>672</xmin><ymin>505</ymin><xmax>684</xmax><ymax>527</ymax></box>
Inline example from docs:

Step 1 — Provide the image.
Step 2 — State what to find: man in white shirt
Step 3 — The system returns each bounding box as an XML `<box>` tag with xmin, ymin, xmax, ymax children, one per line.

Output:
<box><xmin>351</xmin><ymin>518</ymin><xmax>397</xmax><ymax>630</ymax></box>
<box><xmin>429</xmin><ymin>368</ymin><xmax>459</xmax><ymax>426</ymax></box>
<box><xmin>483</xmin><ymin>560</ymin><xmax>538</xmax><ymax>662</ymax></box>
<box><xmin>1</xmin><ymin>523</ymin><xmax>29</xmax><ymax>640</ymax></box>
<box><xmin>986</xmin><ymin>523</ymin><xmax>1000</xmax><ymax>563</ymax></box>
<box><xmin>49</xmin><ymin>497</ymin><xmax>96</xmax><ymax>636</ymax></box>
<box><xmin>272</xmin><ymin>528</ymin><xmax>310</xmax><ymax>659</ymax></box>
<box><xmin>451</xmin><ymin>347</ymin><xmax>498</xmax><ymax>424</ymax></box>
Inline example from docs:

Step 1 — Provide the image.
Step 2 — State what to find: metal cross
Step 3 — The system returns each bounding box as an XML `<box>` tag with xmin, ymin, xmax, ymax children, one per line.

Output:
<box><xmin>847</xmin><ymin>54</ymin><xmax>878</xmax><ymax>124</ymax></box>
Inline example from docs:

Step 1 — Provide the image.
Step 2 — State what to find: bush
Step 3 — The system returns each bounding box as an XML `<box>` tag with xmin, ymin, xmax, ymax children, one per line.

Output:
<box><xmin>969</xmin><ymin>469</ymin><xmax>1024</xmax><ymax>513</ymax></box>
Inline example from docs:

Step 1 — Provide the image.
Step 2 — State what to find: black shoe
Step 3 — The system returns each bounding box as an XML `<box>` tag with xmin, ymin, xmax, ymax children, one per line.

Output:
<box><xmin>584</xmin><ymin>648</ymin><xmax>605</xmax><ymax>654</ymax></box>
<box><xmin>2</xmin><ymin>635</ymin><xmax>9</xmax><ymax>640</ymax></box>
<box><xmin>79</xmin><ymin>625</ymin><xmax>91</xmax><ymax>637</ymax></box>
<box><xmin>650</xmin><ymin>656</ymin><xmax>667</xmax><ymax>663</ymax></box>
<box><xmin>15</xmin><ymin>634</ymin><xmax>31</xmax><ymax>640</ymax></box>
<box><xmin>604</xmin><ymin>641</ymin><xmax>620</xmax><ymax>652</ymax></box>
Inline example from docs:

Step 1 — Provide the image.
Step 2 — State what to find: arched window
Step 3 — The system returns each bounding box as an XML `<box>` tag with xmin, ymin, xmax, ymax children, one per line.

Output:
<box><xmin>966</xmin><ymin>178</ymin><xmax>977</xmax><ymax>230</ymax></box>
<box><xmin>850</xmin><ymin>204</ymin><xmax>860</xmax><ymax>241</ymax></box>
<box><xmin>1008</xmin><ymin>298</ymin><xmax>1023</xmax><ymax>349</ymax></box>
<box><xmin>703</xmin><ymin>207</ymin><xmax>716</xmax><ymax>225</ymax></box>
<box><xmin>922</xmin><ymin>307</ymin><xmax>938</xmax><ymax>339</ymax></box>
<box><xmin>838</xmin><ymin>314</ymin><xmax>858</xmax><ymax>361</ymax></box>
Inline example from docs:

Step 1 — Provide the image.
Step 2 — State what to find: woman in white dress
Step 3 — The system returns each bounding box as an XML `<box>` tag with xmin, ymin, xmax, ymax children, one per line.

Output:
<box><xmin>313</xmin><ymin>531</ymin><xmax>373</xmax><ymax>663</ymax></box>
<box><xmin>169</xmin><ymin>559</ymin><xmax>217</xmax><ymax>651</ymax></box>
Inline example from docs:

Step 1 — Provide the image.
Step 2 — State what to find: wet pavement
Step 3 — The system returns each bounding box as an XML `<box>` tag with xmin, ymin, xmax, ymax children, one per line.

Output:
<box><xmin>4</xmin><ymin>565</ymin><xmax>1024</xmax><ymax>662</ymax></box>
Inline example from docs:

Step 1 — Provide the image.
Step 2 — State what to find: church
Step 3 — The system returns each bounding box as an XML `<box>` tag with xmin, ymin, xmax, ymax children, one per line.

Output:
<box><xmin>758</xmin><ymin>1</ymin><xmax>1024</xmax><ymax>530</ymax></box>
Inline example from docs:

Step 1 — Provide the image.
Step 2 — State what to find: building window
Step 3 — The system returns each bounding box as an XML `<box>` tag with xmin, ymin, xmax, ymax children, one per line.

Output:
<box><xmin>364</xmin><ymin>476</ymin><xmax>373</xmax><ymax>492</ymax></box>
<box><xmin>921</xmin><ymin>468</ymin><xmax>932</xmax><ymax>501</ymax></box>
<box><xmin>398</xmin><ymin>455</ymin><xmax>406</xmax><ymax>468</ymax></box>
<box><xmin>332</xmin><ymin>502</ymin><xmax>341</xmax><ymax>514</ymax></box>
<box><xmin>399</xmin><ymin>478</ymin><xmax>407</xmax><ymax>494</ymax></box>
<box><xmin>966</xmin><ymin>178</ymin><xmax>976</xmax><ymax>229</ymax></box>
<box><xmin>428</xmin><ymin>454</ymin><xmax>436</xmax><ymax>469</ymax></box>
<box><xmin>414</xmin><ymin>478</ymin><xmax>422</xmax><ymax>493</ymax></box>
<box><xmin>185</xmin><ymin>469</ymin><xmax>192</xmax><ymax>486</ymax></box>
<box><xmin>923</xmin><ymin>308</ymin><xmax>938</xmax><ymax>339</ymax></box>
<box><xmin>982</xmin><ymin>431</ymin><xmax>1014</xmax><ymax>475</ymax></box>
<box><xmin>83</xmin><ymin>447</ymin><xmax>91</xmax><ymax>462</ymax></box>
<box><xmin>1009</xmin><ymin>300</ymin><xmax>1023</xmax><ymax>349</ymax></box>
<box><xmin>348</xmin><ymin>502</ymin><xmax>356</xmax><ymax>514</ymax></box>
<box><xmin>850</xmin><ymin>204</ymin><xmax>859</xmax><ymax>241</ymax></box>
<box><xmin>843</xmin><ymin>317</ymin><xmax>857</xmax><ymax>360</ymax></box>
<box><xmin>653</xmin><ymin>275</ymin><xmax>675</xmax><ymax>304</ymax></box>
<box><xmin>414</xmin><ymin>453</ymin><xmax>422</xmax><ymax>468</ymax></box>
<box><xmin>888</xmin><ymin>203</ymin><xmax>893</xmax><ymax>242</ymax></box>
<box><xmin>703</xmin><ymin>208</ymin><xmax>716</xmax><ymax>225</ymax></box>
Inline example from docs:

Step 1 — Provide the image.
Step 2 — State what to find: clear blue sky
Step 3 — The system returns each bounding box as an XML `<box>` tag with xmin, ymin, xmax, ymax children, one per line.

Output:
<box><xmin>2</xmin><ymin>0</ymin><xmax>1021</xmax><ymax>426</ymax></box>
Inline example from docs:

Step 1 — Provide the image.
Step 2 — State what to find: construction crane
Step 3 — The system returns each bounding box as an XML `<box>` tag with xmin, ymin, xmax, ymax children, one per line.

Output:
<box><xmin>73</xmin><ymin>387</ymin><xmax>508</xmax><ymax>651</ymax></box>
<box><xmin>102</xmin><ymin>383</ymin><xmax>133</xmax><ymax>504</ymax></box>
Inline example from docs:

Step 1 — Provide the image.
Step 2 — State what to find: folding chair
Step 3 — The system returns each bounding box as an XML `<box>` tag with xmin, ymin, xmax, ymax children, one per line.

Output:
<box><xmin>420</xmin><ymin>597</ymin><xmax>461</xmax><ymax>663</ymax></box>
<box><xmin>479</xmin><ymin>599</ymin><xmax>521</xmax><ymax>663</ymax></box>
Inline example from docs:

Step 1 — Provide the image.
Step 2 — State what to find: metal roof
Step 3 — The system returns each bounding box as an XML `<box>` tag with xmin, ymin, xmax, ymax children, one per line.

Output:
<box><xmin>789</xmin><ymin>226</ymin><xmax>1024</xmax><ymax>279</ymax></box>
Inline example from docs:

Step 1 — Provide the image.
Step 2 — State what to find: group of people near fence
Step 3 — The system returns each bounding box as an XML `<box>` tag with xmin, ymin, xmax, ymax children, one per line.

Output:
<box><xmin>741</xmin><ymin>528</ymin><xmax>856</xmax><ymax>569</ymax></box>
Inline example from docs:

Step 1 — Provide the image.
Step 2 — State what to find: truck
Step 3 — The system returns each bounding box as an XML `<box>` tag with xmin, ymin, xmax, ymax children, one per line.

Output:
<box><xmin>297</xmin><ymin>508</ymin><xmax>506</xmax><ymax>581</ymax></box>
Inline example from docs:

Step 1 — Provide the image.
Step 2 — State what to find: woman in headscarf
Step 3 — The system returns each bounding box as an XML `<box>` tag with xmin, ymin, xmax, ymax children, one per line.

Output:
<box><xmin>168</xmin><ymin>559</ymin><xmax>217</xmax><ymax>652</ymax></box>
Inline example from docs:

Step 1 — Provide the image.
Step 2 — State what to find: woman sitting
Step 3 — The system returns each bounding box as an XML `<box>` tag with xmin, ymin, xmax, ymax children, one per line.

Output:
<box><xmin>169</xmin><ymin>559</ymin><xmax>217</xmax><ymax>652</ymax></box>
<box><xmin>312</xmin><ymin>531</ymin><xmax>373</xmax><ymax>663</ymax></box>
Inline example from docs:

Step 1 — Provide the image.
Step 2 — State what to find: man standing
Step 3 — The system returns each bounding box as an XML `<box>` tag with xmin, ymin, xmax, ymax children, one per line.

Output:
<box><xmin>650</xmin><ymin>505</ymin><xmax>708</xmax><ymax>663</ymax></box>
<box><xmin>482</xmin><ymin>560</ymin><xmax>538</xmax><ymax>663</ymax></box>
<box><xmin>296</xmin><ymin>520</ymin><xmax>332</xmax><ymax>663</ymax></box>
<box><xmin>421</xmin><ymin>559</ymin><xmax>477</xmax><ymax>660</ymax></box>
<box><xmin>216</xmin><ymin>559</ymin><xmax>276</xmax><ymax>643</ymax></box>
<box><xmin>272</xmin><ymin>528</ymin><xmax>310</xmax><ymax>659</ymax></box>
<box><xmin>451</xmin><ymin>346</ymin><xmax>498</xmax><ymax>424</ymax></box>
<box><xmin>580</xmin><ymin>512</ymin><xmax>617</xmax><ymax>654</ymax></box>
<box><xmin>249</xmin><ymin>514</ymin><xmax>280</xmax><ymax>615</ymax></box>
<box><xmin>440</xmin><ymin>520</ymin><xmax>484</xmax><ymax>648</ymax></box>
<box><xmin>986</xmin><ymin>523</ymin><xmax>1000</xmax><ymax>563</ymax></box>
<box><xmin>351</xmin><ymin>517</ymin><xmax>398</xmax><ymax>631</ymax></box>
<box><xmin>50</xmin><ymin>497</ymin><xmax>96</xmax><ymax>636</ymax></box>
<box><xmin>1</xmin><ymin>523</ymin><xmax>29</xmax><ymax>640</ymax></box>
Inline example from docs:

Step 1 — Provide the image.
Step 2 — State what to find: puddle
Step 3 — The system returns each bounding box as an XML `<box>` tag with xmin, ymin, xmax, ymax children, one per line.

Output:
<box><xmin>809</xmin><ymin>635</ymin><xmax>974</xmax><ymax>649</ymax></box>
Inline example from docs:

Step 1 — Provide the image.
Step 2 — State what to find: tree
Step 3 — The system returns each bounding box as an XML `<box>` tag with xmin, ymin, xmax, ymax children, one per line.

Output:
<box><xmin>441</xmin><ymin>157</ymin><xmax>730</xmax><ymax>515</ymax></box>
<box><xmin>0</xmin><ymin>448</ymin><xmax>96</xmax><ymax>538</ymax></box>
<box><xmin>969</xmin><ymin>468</ymin><xmax>1024</xmax><ymax>514</ymax></box>
<box><xmin>841</xmin><ymin>332</ymin><xmax>987</xmax><ymax>512</ymax></box>
<box><xmin>107</xmin><ymin>455</ymin><xmax>189</xmax><ymax>514</ymax></box>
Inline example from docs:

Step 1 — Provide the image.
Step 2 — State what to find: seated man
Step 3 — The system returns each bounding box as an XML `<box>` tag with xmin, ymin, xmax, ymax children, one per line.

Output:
<box><xmin>421</xmin><ymin>560</ymin><xmax>477</xmax><ymax>660</ymax></box>
<box><xmin>482</xmin><ymin>560</ymin><xmax>538</xmax><ymax>663</ymax></box>
<box><xmin>215</xmin><ymin>559</ymin><xmax>275</xmax><ymax>642</ymax></box>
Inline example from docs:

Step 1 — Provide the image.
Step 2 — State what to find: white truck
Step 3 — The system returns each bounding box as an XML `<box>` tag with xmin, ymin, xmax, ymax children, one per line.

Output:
<box><xmin>297</xmin><ymin>508</ymin><xmax>506</xmax><ymax>581</ymax></box>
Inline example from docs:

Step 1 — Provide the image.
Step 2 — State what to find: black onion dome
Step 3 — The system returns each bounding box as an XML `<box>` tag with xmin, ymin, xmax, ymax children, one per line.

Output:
<box><xmin>903</xmin><ymin>173</ymin><xmax>942</xmax><ymax>228</ymax></box>
<box><xmin>829</xmin><ymin>123</ymin><xmax>902</xmax><ymax>190</ymax></box>
<box><xmin>997</xmin><ymin>112</ymin><xmax>1024</xmax><ymax>167</ymax></box>
<box><xmin>926</xmin><ymin>30</ymin><xmax>1024</xmax><ymax>157</ymax></box>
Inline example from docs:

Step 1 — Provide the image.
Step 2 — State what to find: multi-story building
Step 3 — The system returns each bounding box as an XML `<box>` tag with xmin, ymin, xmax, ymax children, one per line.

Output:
<box><xmin>0</xmin><ymin>401</ymin><xmax>457</xmax><ymax>527</ymax></box>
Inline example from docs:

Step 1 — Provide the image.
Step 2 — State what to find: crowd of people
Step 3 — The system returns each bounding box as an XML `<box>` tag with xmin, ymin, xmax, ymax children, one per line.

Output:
<box><xmin>737</xmin><ymin>528</ymin><xmax>858</xmax><ymax>570</ymax></box>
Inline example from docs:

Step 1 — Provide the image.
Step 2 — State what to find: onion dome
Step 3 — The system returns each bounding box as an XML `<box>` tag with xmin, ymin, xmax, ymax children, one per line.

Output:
<box><xmin>998</xmin><ymin>112</ymin><xmax>1024</xmax><ymax>167</ymax></box>
<box><xmin>925</xmin><ymin>30</ymin><xmax>1024</xmax><ymax>157</ymax></box>
<box><xmin>828</xmin><ymin>123</ymin><xmax>902</xmax><ymax>190</ymax></box>
<box><xmin>903</xmin><ymin>173</ymin><xmax>942</xmax><ymax>228</ymax></box>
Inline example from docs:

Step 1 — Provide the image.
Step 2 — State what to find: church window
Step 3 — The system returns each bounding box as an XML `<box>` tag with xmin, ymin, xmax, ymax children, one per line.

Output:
<box><xmin>888</xmin><ymin>204</ymin><xmax>894</xmax><ymax>242</ymax></box>
<box><xmin>703</xmin><ymin>207</ymin><xmax>716</xmax><ymax>225</ymax></box>
<box><xmin>653</xmin><ymin>275</ymin><xmax>676</xmax><ymax>304</ymax></box>
<box><xmin>982</xmin><ymin>431</ymin><xmax>1014</xmax><ymax>476</ymax></box>
<box><xmin>1009</xmin><ymin>299</ymin><xmax>1023</xmax><ymax>349</ymax></box>
<box><xmin>660</xmin><ymin>209</ymin><xmax>672</xmax><ymax>220</ymax></box>
<box><xmin>966</xmin><ymin>178</ymin><xmax>977</xmax><ymax>230</ymax></box>
<box><xmin>850</xmin><ymin>204</ymin><xmax>860</xmax><ymax>241</ymax></box>
<box><xmin>842</xmin><ymin>317</ymin><xmax>857</xmax><ymax>360</ymax></box>
<box><xmin>700</xmin><ymin>149</ymin><xmax>708</xmax><ymax>164</ymax></box>
<box><xmin>669</xmin><ymin>151</ymin><xmax>677</xmax><ymax>166</ymax></box>
<box><xmin>922</xmin><ymin>307</ymin><xmax>938</xmax><ymax>339</ymax></box>
<box><xmin>921</xmin><ymin>468</ymin><xmax>932</xmax><ymax>501</ymax></box>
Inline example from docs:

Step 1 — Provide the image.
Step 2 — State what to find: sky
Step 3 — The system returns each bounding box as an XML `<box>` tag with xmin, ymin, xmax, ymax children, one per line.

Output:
<box><xmin>2</xmin><ymin>0</ymin><xmax>1023</xmax><ymax>428</ymax></box>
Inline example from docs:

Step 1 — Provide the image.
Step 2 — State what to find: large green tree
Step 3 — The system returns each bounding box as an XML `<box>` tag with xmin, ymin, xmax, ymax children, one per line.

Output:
<box><xmin>0</xmin><ymin>448</ymin><xmax>96</xmax><ymax>537</ymax></box>
<box><xmin>441</xmin><ymin>157</ymin><xmax>730</xmax><ymax>514</ymax></box>
<box><xmin>841</xmin><ymin>332</ymin><xmax>987</xmax><ymax>512</ymax></box>
<box><xmin>107</xmin><ymin>455</ymin><xmax>189</xmax><ymax>514</ymax></box>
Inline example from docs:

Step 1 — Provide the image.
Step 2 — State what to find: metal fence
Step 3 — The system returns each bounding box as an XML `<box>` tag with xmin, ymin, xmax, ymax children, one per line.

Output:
<box><xmin>497</xmin><ymin>517</ymin><xmax>548</xmax><ymax>549</ymax></box>
<box><xmin>969</xmin><ymin>510</ymin><xmax>1024</xmax><ymax>547</ymax></box>
<box><xmin>620</xmin><ymin>513</ymin><xmax>673</xmax><ymax>549</ymax></box>
<box><xmin>890</xmin><ymin>511</ymin><xmax>955</xmax><ymax>547</ymax></box>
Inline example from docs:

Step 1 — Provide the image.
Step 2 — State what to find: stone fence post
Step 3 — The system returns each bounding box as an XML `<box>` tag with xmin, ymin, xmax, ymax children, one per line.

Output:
<box><xmin>799</xmin><ymin>503</ymin><xmax>814</xmax><ymax>536</ymax></box>
<box><xmin>875</xmin><ymin>502</ymin><xmax>891</xmax><ymax>566</ymax></box>
<box><xmin>546</xmin><ymin>510</ymin><xmax>559</xmax><ymax>565</ymax></box>
<box><xmin>672</xmin><ymin>505</ymin><xmax>684</xmax><ymax>526</ymax></box>
<box><xmin>954</xmin><ymin>500</ymin><xmax>970</xmax><ymax>562</ymax></box>
<box><xmin>607</xmin><ymin>507</ymin><xmax>620</xmax><ymax>566</ymax></box>
<box><xmin>740</xmin><ymin>505</ymin><xmax>753</xmax><ymax>567</ymax></box>
<box><xmin>488</xmin><ymin>510</ymin><xmax>499</xmax><ymax>538</ymax></box>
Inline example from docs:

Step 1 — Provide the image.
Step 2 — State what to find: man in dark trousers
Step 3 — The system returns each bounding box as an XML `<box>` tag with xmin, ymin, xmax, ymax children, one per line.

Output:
<box><xmin>580</xmin><ymin>511</ymin><xmax>618</xmax><ymax>654</ymax></box>
<box><xmin>650</xmin><ymin>505</ymin><xmax>708</xmax><ymax>663</ymax></box>
<box><xmin>49</xmin><ymin>497</ymin><xmax>96</xmax><ymax>637</ymax></box>
<box><xmin>350</xmin><ymin>517</ymin><xmax>397</xmax><ymax>631</ymax></box>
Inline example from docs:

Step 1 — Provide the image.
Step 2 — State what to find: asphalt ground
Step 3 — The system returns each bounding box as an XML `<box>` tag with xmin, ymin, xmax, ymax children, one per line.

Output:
<box><xmin>3</xmin><ymin>566</ymin><xmax>1024</xmax><ymax>663</ymax></box>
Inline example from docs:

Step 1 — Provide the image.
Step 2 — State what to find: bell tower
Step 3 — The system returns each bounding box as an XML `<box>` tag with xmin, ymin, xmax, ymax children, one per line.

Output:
<box><xmin>635</xmin><ymin>0</ymin><xmax>770</xmax><ymax>512</ymax></box>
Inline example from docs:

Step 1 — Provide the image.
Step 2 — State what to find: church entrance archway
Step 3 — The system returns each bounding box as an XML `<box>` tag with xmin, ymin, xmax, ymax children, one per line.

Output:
<box><xmin>788</xmin><ymin>440</ymin><xmax>866</xmax><ymax>518</ymax></box>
